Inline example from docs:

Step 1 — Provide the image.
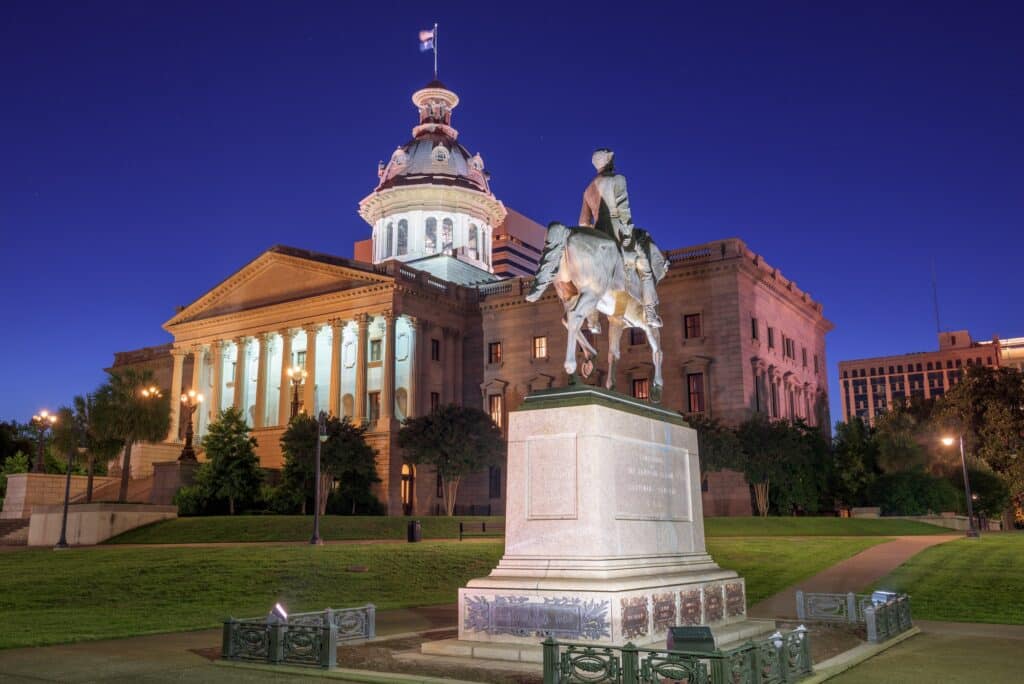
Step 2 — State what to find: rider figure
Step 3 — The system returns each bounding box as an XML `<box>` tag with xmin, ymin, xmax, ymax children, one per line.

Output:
<box><xmin>578</xmin><ymin>149</ymin><xmax>663</xmax><ymax>328</ymax></box>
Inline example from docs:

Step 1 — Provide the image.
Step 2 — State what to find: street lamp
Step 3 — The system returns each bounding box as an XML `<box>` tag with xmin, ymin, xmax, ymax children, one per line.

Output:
<box><xmin>311</xmin><ymin>410</ymin><xmax>328</xmax><ymax>546</ymax></box>
<box><xmin>287</xmin><ymin>365</ymin><xmax>307</xmax><ymax>419</ymax></box>
<box><xmin>55</xmin><ymin>417</ymin><xmax>82</xmax><ymax>551</ymax></box>
<box><xmin>179</xmin><ymin>390</ymin><xmax>205</xmax><ymax>462</ymax></box>
<box><xmin>30</xmin><ymin>410</ymin><xmax>57</xmax><ymax>473</ymax></box>
<box><xmin>941</xmin><ymin>435</ymin><xmax>980</xmax><ymax>539</ymax></box>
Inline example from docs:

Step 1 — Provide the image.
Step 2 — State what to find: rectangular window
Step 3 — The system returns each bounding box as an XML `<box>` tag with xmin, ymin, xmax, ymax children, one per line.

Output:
<box><xmin>802</xmin><ymin>348</ymin><xmax>808</xmax><ymax>367</ymax></box>
<box><xmin>630</xmin><ymin>328</ymin><xmax>646</xmax><ymax>346</ymax></box>
<box><xmin>687</xmin><ymin>373</ymin><xmax>705</xmax><ymax>413</ymax></box>
<box><xmin>488</xmin><ymin>466</ymin><xmax>501</xmax><ymax>499</ymax></box>
<box><xmin>532</xmin><ymin>336</ymin><xmax>547</xmax><ymax>359</ymax></box>
<box><xmin>431</xmin><ymin>338</ymin><xmax>440</xmax><ymax>361</ymax></box>
<box><xmin>430</xmin><ymin>391</ymin><xmax>440</xmax><ymax>412</ymax></box>
<box><xmin>369</xmin><ymin>340</ymin><xmax>382</xmax><ymax>362</ymax></box>
<box><xmin>684</xmin><ymin>313</ymin><xmax>702</xmax><ymax>339</ymax></box>
<box><xmin>814</xmin><ymin>355</ymin><xmax>819</xmax><ymax>373</ymax></box>
<box><xmin>767</xmin><ymin>327</ymin><xmax>775</xmax><ymax>349</ymax></box>
<box><xmin>770</xmin><ymin>383</ymin><xmax>779</xmax><ymax>417</ymax></box>
<box><xmin>632</xmin><ymin>378</ymin><xmax>650</xmax><ymax>400</ymax></box>
<box><xmin>296</xmin><ymin>350</ymin><xmax>307</xmax><ymax>368</ymax></box>
<box><xmin>488</xmin><ymin>394</ymin><xmax>503</xmax><ymax>428</ymax></box>
<box><xmin>488</xmin><ymin>341</ymin><xmax>503</xmax><ymax>364</ymax></box>
<box><xmin>367</xmin><ymin>391</ymin><xmax>380</xmax><ymax>422</ymax></box>
<box><xmin>751</xmin><ymin>317</ymin><xmax>759</xmax><ymax>340</ymax></box>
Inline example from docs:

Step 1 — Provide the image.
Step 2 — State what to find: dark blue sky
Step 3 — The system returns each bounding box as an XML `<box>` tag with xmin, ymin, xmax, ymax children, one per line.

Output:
<box><xmin>2</xmin><ymin>1</ymin><xmax>1021</xmax><ymax>424</ymax></box>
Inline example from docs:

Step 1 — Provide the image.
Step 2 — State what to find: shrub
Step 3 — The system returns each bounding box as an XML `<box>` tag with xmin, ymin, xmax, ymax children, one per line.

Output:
<box><xmin>173</xmin><ymin>485</ymin><xmax>206</xmax><ymax>517</ymax></box>
<box><xmin>259</xmin><ymin>483</ymin><xmax>304</xmax><ymax>514</ymax></box>
<box><xmin>326</xmin><ymin>488</ymin><xmax>386</xmax><ymax>516</ymax></box>
<box><xmin>868</xmin><ymin>471</ymin><xmax>960</xmax><ymax>515</ymax></box>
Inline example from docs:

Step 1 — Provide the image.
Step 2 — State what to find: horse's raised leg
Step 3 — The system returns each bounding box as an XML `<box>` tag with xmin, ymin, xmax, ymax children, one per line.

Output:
<box><xmin>645</xmin><ymin>325</ymin><xmax>664</xmax><ymax>403</ymax></box>
<box><xmin>606</xmin><ymin>317</ymin><xmax>624</xmax><ymax>392</ymax></box>
<box><xmin>564</xmin><ymin>292</ymin><xmax>599</xmax><ymax>379</ymax></box>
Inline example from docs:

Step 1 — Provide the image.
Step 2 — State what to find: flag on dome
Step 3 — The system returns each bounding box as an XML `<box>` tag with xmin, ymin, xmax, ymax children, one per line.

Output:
<box><xmin>418</xmin><ymin>28</ymin><xmax>435</xmax><ymax>52</ymax></box>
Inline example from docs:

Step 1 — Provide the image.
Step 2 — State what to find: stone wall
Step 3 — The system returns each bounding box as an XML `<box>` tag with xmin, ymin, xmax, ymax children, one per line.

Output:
<box><xmin>28</xmin><ymin>503</ymin><xmax>177</xmax><ymax>546</ymax></box>
<box><xmin>1</xmin><ymin>473</ymin><xmax>119</xmax><ymax>520</ymax></box>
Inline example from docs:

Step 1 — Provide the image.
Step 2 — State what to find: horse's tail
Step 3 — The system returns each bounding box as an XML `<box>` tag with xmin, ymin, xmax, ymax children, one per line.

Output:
<box><xmin>524</xmin><ymin>222</ymin><xmax>570</xmax><ymax>302</ymax></box>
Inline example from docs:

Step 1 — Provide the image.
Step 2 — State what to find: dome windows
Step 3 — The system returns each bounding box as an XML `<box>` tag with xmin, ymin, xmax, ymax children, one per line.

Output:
<box><xmin>468</xmin><ymin>224</ymin><xmax>479</xmax><ymax>260</ymax></box>
<box><xmin>432</xmin><ymin>145</ymin><xmax>450</xmax><ymax>164</ymax></box>
<box><xmin>391</xmin><ymin>149</ymin><xmax>408</xmax><ymax>166</ymax></box>
<box><xmin>397</xmin><ymin>220</ymin><xmax>408</xmax><ymax>256</ymax></box>
<box><xmin>384</xmin><ymin>221</ymin><xmax>394</xmax><ymax>258</ymax></box>
<box><xmin>441</xmin><ymin>218</ymin><xmax>454</xmax><ymax>253</ymax></box>
<box><xmin>425</xmin><ymin>217</ymin><xmax>437</xmax><ymax>253</ymax></box>
<box><xmin>470</xmin><ymin>154</ymin><xmax>484</xmax><ymax>171</ymax></box>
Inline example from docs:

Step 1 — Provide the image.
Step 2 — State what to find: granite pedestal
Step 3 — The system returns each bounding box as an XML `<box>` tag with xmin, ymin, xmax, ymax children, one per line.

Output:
<box><xmin>423</xmin><ymin>387</ymin><xmax>772</xmax><ymax>663</ymax></box>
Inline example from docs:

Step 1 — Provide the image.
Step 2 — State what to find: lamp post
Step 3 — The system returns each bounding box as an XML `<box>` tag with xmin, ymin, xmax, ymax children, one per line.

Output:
<box><xmin>55</xmin><ymin>423</ymin><xmax>82</xmax><ymax>551</ymax></box>
<box><xmin>179</xmin><ymin>390</ymin><xmax>204</xmax><ymax>462</ymax></box>
<box><xmin>30</xmin><ymin>410</ymin><xmax>57</xmax><ymax>473</ymax></box>
<box><xmin>287</xmin><ymin>365</ymin><xmax>307</xmax><ymax>420</ymax></box>
<box><xmin>942</xmin><ymin>435</ymin><xmax>980</xmax><ymax>538</ymax></box>
<box><xmin>311</xmin><ymin>410</ymin><xmax>328</xmax><ymax>546</ymax></box>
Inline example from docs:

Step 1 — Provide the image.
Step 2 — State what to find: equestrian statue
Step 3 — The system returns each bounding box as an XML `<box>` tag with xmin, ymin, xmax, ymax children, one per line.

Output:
<box><xmin>526</xmin><ymin>148</ymin><xmax>669</xmax><ymax>402</ymax></box>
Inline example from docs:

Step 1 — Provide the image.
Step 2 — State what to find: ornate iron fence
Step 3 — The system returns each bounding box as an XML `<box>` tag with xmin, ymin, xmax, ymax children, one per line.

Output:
<box><xmin>222</xmin><ymin>604</ymin><xmax>375</xmax><ymax>669</ymax></box>
<box><xmin>541</xmin><ymin>627</ymin><xmax>812</xmax><ymax>684</ymax></box>
<box><xmin>795</xmin><ymin>591</ymin><xmax>913</xmax><ymax>644</ymax></box>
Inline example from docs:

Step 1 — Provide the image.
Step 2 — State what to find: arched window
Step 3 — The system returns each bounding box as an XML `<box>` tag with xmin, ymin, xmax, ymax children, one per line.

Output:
<box><xmin>397</xmin><ymin>219</ymin><xmax>408</xmax><ymax>256</ymax></box>
<box><xmin>442</xmin><ymin>218</ymin><xmax>453</xmax><ymax>253</ymax></box>
<box><xmin>468</xmin><ymin>224</ymin><xmax>479</xmax><ymax>260</ymax></box>
<box><xmin>425</xmin><ymin>217</ymin><xmax>437</xmax><ymax>253</ymax></box>
<box><xmin>385</xmin><ymin>222</ymin><xmax>394</xmax><ymax>258</ymax></box>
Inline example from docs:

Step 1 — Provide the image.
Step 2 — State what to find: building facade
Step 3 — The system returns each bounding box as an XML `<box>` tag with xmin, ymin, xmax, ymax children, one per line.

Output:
<box><xmin>837</xmin><ymin>330</ymin><xmax>1022</xmax><ymax>423</ymax></box>
<box><xmin>111</xmin><ymin>80</ymin><xmax>833</xmax><ymax>517</ymax></box>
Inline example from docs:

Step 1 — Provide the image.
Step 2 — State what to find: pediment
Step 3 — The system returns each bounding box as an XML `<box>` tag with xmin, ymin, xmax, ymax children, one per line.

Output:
<box><xmin>166</xmin><ymin>248</ymin><xmax>389</xmax><ymax>326</ymax></box>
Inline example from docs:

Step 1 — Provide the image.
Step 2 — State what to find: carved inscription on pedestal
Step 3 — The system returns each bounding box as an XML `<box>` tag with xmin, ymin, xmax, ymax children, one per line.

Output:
<box><xmin>614</xmin><ymin>441</ymin><xmax>691</xmax><ymax>522</ymax></box>
<box><xmin>679</xmin><ymin>589</ymin><xmax>702</xmax><ymax>625</ymax></box>
<box><xmin>652</xmin><ymin>592</ymin><xmax>676</xmax><ymax>633</ymax></box>
<box><xmin>620</xmin><ymin>596</ymin><xmax>649</xmax><ymax>639</ymax></box>
<box><xmin>704</xmin><ymin>584</ymin><xmax>724</xmax><ymax>623</ymax></box>
<box><xmin>725</xmin><ymin>582</ymin><xmax>745</xmax><ymax>617</ymax></box>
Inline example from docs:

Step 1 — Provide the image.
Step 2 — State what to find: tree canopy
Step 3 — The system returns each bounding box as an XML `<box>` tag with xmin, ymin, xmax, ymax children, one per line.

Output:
<box><xmin>199</xmin><ymin>407</ymin><xmax>263</xmax><ymax>514</ymax></box>
<box><xmin>398</xmin><ymin>404</ymin><xmax>505</xmax><ymax>516</ymax></box>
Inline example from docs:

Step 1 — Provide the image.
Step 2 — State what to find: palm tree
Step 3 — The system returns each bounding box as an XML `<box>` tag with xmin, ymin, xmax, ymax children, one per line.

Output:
<box><xmin>72</xmin><ymin>393</ymin><xmax>124</xmax><ymax>502</ymax></box>
<box><xmin>94</xmin><ymin>369</ymin><xmax>170</xmax><ymax>502</ymax></box>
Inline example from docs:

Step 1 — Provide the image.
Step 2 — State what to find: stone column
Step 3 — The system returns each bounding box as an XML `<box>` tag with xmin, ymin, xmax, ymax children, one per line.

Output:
<box><xmin>303</xmin><ymin>324</ymin><xmax>319</xmax><ymax>415</ymax></box>
<box><xmin>329</xmin><ymin>320</ymin><xmax>343</xmax><ymax>417</ymax></box>
<box><xmin>381</xmin><ymin>311</ymin><xmax>396</xmax><ymax>423</ymax></box>
<box><xmin>190</xmin><ymin>345</ymin><xmax>203</xmax><ymax>394</ymax></box>
<box><xmin>210</xmin><ymin>341</ymin><xmax>224</xmax><ymax>423</ymax></box>
<box><xmin>166</xmin><ymin>348</ymin><xmax>187</xmax><ymax>442</ymax></box>
<box><xmin>354</xmin><ymin>314</ymin><xmax>370</xmax><ymax>422</ymax></box>
<box><xmin>406</xmin><ymin>316</ymin><xmax>421</xmax><ymax>418</ymax></box>
<box><xmin>232</xmin><ymin>337</ymin><xmax>247</xmax><ymax>409</ymax></box>
<box><xmin>278</xmin><ymin>329</ymin><xmax>293</xmax><ymax>425</ymax></box>
<box><xmin>253</xmin><ymin>334</ymin><xmax>268</xmax><ymax>428</ymax></box>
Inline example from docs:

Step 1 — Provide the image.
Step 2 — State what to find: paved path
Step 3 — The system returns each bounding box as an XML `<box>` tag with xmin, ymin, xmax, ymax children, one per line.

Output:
<box><xmin>749</xmin><ymin>534</ymin><xmax>960</xmax><ymax>619</ymax></box>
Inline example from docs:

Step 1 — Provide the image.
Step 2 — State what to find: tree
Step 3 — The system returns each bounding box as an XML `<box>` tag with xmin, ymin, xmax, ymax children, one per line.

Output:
<box><xmin>735</xmin><ymin>416</ymin><xmax>792</xmax><ymax>516</ymax></box>
<box><xmin>281</xmin><ymin>414</ymin><xmax>380</xmax><ymax>515</ymax></box>
<box><xmin>200</xmin><ymin>407</ymin><xmax>263</xmax><ymax>514</ymax></box>
<box><xmin>832</xmin><ymin>418</ymin><xmax>880</xmax><ymax>507</ymax></box>
<box><xmin>0</xmin><ymin>422</ymin><xmax>33</xmax><ymax>463</ymax></box>
<box><xmin>689</xmin><ymin>415</ymin><xmax>740</xmax><ymax>474</ymax></box>
<box><xmin>50</xmin><ymin>406</ymin><xmax>83</xmax><ymax>479</ymax></box>
<box><xmin>0</xmin><ymin>452</ymin><xmax>30</xmax><ymax>502</ymax></box>
<box><xmin>398</xmin><ymin>404</ymin><xmax>505</xmax><ymax>516</ymax></box>
<box><xmin>71</xmin><ymin>393</ymin><xmax>122</xmax><ymax>503</ymax></box>
<box><xmin>962</xmin><ymin>467</ymin><xmax>1011</xmax><ymax>519</ymax></box>
<box><xmin>874</xmin><ymin>406</ymin><xmax>929</xmax><ymax>474</ymax></box>
<box><xmin>93</xmin><ymin>369</ymin><xmax>170</xmax><ymax>502</ymax></box>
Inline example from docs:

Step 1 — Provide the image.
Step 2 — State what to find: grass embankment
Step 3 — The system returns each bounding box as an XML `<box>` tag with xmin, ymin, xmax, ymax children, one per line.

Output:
<box><xmin>106</xmin><ymin>515</ymin><xmax>948</xmax><ymax>545</ymax></box>
<box><xmin>0</xmin><ymin>536</ymin><xmax>887</xmax><ymax>649</ymax></box>
<box><xmin>106</xmin><ymin>515</ymin><xmax>503</xmax><ymax>544</ymax></box>
<box><xmin>873</xmin><ymin>532</ymin><xmax>1024</xmax><ymax>625</ymax></box>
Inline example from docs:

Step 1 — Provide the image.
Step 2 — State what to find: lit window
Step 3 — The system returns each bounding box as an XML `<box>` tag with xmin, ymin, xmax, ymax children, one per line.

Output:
<box><xmin>687</xmin><ymin>373</ymin><xmax>705</xmax><ymax>413</ymax></box>
<box><xmin>370</xmin><ymin>340</ymin><xmax>382</xmax><ymax>362</ymax></box>
<box><xmin>488</xmin><ymin>394</ymin><xmax>503</xmax><ymax>428</ymax></box>
<box><xmin>632</xmin><ymin>378</ymin><xmax>650</xmax><ymax>400</ymax></box>
<box><xmin>533</xmin><ymin>336</ymin><xmax>547</xmax><ymax>359</ymax></box>
<box><xmin>684</xmin><ymin>313</ymin><xmax>702</xmax><ymax>339</ymax></box>
<box><xmin>488</xmin><ymin>341</ymin><xmax>503</xmax><ymax>364</ymax></box>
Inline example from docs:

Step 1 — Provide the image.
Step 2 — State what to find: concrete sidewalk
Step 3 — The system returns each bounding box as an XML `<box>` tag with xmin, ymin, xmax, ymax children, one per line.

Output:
<box><xmin>749</xmin><ymin>534</ymin><xmax>960</xmax><ymax>619</ymax></box>
<box><xmin>0</xmin><ymin>604</ymin><xmax>458</xmax><ymax>683</ymax></box>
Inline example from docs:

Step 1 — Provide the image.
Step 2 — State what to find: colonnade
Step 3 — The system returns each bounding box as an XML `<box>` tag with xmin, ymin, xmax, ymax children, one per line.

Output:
<box><xmin>750</xmin><ymin>358</ymin><xmax>818</xmax><ymax>426</ymax></box>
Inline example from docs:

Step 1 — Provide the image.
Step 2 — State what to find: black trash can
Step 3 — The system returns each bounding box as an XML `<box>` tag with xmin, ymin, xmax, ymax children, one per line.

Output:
<box><xmin>407</xmin><ymin>520</ymin><xmax>422</xmax><ymax>543</ymax></box>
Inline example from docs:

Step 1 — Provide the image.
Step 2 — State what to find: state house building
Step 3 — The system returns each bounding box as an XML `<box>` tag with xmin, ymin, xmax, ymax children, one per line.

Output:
<box><xmin>113</xmin><ymin>81</ymin><xmax>833</xmax><ymax>517</ymax></box>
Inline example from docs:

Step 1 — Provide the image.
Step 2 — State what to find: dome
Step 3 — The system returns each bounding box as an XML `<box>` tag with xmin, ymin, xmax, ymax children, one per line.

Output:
<box><xmin>374</xmin><ymin>82</ymin><xmax>492</xmax><ymax>194</ymax></box>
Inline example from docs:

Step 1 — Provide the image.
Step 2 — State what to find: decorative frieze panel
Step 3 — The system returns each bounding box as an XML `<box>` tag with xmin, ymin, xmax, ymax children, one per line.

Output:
<box><xmin>704</xmin><ymin>583</ymin><xmax>724</xmax><ymax>623</ymax></box>
<box><xmin>463</xmin><ymin>595</ymin><xmax>611</xmax><ymax>640</ymax></box>
<box><xmin>620</xmin><ymin>596</ymin><xmax>649</xmax><ymax>640</ymax></box>
<box><xmin>679</xmin><ymin>588</ymin><xmax>702</xmax><ymax>625</ymax></box>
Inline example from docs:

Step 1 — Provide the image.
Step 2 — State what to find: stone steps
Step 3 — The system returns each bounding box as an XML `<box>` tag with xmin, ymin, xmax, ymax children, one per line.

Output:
<box><xmin>0</xmin><ymin>518</ymin><xmax>30</xmax><ymax>545</ymax></box>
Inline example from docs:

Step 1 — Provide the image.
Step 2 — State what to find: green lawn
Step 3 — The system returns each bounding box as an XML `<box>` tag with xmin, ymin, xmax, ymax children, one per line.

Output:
<box><xmin>106</xmin><ymin>515</ymin><xmax>504</xmax><ymax>544</ymax></box>
<box><xmin>0</xmin><ymin>536</ymin><xmax>888</xmax><ymax>649</ymax></box>
<box><xmin>872</xmin><ymin>532</ymin><xmax>1024</xmax><ymax>625</ymax></box>
<box><xmin>105</xmin><ymin>515</ymin><xmax>947</xmax><ymax>545</ymax></box>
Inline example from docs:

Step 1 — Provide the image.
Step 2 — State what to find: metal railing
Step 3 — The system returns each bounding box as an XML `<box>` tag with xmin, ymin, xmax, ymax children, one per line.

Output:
<box><xmin>222</xmin><ymin>604</ymin><xmax>375</xmax><ymax>669</ymax></box>
<box><xmin>542</xmin><ymin>627</ymin><xmax>812</xmax><ymax>684</ymax></box>
<box><xmin>795</xmin><ymin>591</ymin><xmax>913</xmax><ymax>644</ymax></box>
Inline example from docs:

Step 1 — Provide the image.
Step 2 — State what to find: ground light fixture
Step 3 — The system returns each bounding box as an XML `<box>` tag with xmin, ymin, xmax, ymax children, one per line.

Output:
<box><xmin>941</xmin><ymin>434</ymin><xmax>980</xmax><ymax>538</ymax></box>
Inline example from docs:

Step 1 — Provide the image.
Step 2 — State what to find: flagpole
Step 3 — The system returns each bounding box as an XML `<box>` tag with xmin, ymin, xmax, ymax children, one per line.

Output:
<box><xmin>433</xmin><ymin>23</ymin><xmax>438</xmax><ymax>79</ymax></box>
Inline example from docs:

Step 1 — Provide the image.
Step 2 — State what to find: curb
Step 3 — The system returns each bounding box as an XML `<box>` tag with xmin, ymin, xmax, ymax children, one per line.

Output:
<box><xmin>215</xmin><ymin>659</ymin><xmax>483</xmax><ymax>683</ymax></box>
<box><xmin>801</xmin><ymin>626</ymin><xmax>921</xmax><ymax>682</ymax></box>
